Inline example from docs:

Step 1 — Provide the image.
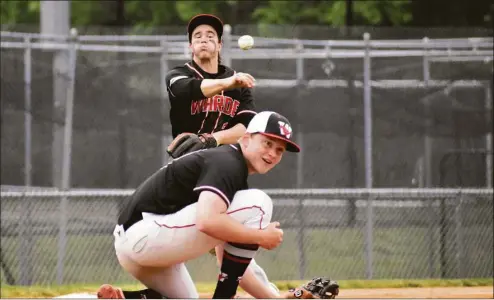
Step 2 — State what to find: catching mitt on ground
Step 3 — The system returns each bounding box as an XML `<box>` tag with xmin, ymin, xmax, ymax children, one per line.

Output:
<box><xmin>287</xmin><ymin>277</ymin><xmax>339</xmax><ymax>299</ymax></box>
<box><xmin>167</xmin><ymin>133</ymin><xmax>217</xmax><ymax>158</ymax></box>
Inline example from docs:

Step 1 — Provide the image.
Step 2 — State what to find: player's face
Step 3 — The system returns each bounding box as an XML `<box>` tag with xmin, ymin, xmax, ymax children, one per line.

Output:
<box><xmin>244</xmin><ymin>134</ymin><xmax>286</xmax><ymax>174</ymax></box>
<box><xmin>190</xmin><ymin>24</ymin><xmax>222</xmax><ymax>60</ymax></box>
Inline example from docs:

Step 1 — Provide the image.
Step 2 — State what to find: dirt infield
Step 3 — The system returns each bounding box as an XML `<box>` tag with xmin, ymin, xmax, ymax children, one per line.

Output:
<box><xmin>337</xmin><ymin>286</ymin><xmax>493</xmax><ymax>298</ymax></box>
<box><xmin>199</xmin><ymin>286</ymin><xmax>493</xmax><ymax>299</ymax></box>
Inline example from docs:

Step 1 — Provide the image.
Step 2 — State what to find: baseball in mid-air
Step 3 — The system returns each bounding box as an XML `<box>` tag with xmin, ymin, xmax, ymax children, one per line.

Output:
<box><xmin>238</xmin><ymin>35</ymin><xmax>254</xmax><ymax>50</ymax></box>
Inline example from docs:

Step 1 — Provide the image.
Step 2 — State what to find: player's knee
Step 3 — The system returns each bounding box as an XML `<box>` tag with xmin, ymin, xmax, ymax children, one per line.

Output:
<box><xmin>232</xmin><ymin>189</ymin><xmax>273</xmax><ymax>222</ymax></box>
<box><xmin>234</xmin><ymin>189</ymin><xmax>273</xmax><ymax>211</ymax></box>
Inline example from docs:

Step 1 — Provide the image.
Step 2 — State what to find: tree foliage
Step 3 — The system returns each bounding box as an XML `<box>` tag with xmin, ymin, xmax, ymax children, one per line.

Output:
<box><xmin>1</xmin><ymin>0</ymin><xmax>39</xmax><ymax>25</ymax></box>
<box><xmin>0</xmin><ymin>0</ymin><xmax>492</xmax><ymax>29</ymax></box>
<box><xmin>252</xmin><ymin>0</ymin><xmax>412</xmax><ymax>26</ymax></box>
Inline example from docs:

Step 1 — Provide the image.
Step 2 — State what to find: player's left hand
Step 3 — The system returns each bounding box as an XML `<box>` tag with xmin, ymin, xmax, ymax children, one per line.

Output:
<box><xmin>167</xmin><ymin>133</ymin><xmax>218</xmax><ymax>158</ymax></box>
<box><xmin>285</xmin><ymin>277</ymin><xmax>339</xmax><ymax>299</ymax></box>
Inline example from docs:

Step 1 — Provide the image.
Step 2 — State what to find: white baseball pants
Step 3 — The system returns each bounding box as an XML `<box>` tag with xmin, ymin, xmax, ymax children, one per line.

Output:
<box><xmin>113</xmin><ymin>189</ymin><xmax>273</xmax><ymax>299</ymax></box>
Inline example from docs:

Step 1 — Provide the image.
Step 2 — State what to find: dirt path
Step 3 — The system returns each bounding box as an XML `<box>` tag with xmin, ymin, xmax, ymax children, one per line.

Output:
<box><xmin>337</xmin><ymin>286</ymin><xmax>493</xmax><ymax>298</ymax></box>
<box><xmin>199</xmin><ymin>286</ymin><xmax>493</xmax><ymax>299</ymax></box>
<box><xmin>52</xmin><ymin>286</ymin><xmax>493</xmax><ymax>299</ymax></box>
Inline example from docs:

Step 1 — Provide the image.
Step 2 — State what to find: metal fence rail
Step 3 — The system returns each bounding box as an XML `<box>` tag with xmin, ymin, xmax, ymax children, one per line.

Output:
<box><xmin>1</xmin><ymin>188</ymin><xmax>492</xmax><ymax>285</ymax></box>
<box><xmin>2</xmin><ymin>30</ymin><xmax>493</xmax><ymax>59</ymax></box>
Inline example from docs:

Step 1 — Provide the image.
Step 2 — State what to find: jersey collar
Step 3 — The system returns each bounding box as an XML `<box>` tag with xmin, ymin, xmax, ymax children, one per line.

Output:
<box><xmin>189</xmin><ymin>60</ymin><xmax>225</xmax><ymax>79</ymax></box>
<box><xmin>230</xmin><ymin>143</ymin><xmax>250</xmax><ymax>177</ymax></box>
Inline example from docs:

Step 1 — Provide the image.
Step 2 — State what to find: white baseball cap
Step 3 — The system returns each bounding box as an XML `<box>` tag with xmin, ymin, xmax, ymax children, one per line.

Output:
<box><xmin>246</xmin><ymin>111</ymin><xmax>300</xmax><ymax>153</ymax></box>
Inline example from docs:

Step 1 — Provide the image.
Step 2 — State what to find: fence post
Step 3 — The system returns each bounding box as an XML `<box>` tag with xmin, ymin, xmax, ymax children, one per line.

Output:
<box><xmin>363</xmin><ymin>32</ymin><xmax>373</xmax><ymax>189</ymax></box>
<box><xmin>222</xmin><ymin>24</ymin><xmax>232</xmax><ymax>68</ymax></box>
<box><xmin>363</xmin><ymin>32</ymin><xmax>374</xmax><ymax>280</ymax></box>
<box><xmin>485</xmin><ymin>84</ymin><xmax>493</xmax><ymax>188</ymax></box>
<box><xmin>295</xmin><ymin>40</ymin><xmax>304</xmax><ymax>83</ymax></box>
<box><xmin>422</xmin><ymin>37</ymin><xmax>433</xmax><ymax>188</ymax></box>
<box><xmin>295</xmin><ymin>40</ymin><xmax>304</xmax><ymax>188</ymax></box>
<box><xmin>56</xmin><ymin>28</ymin><xmax>78</xmax><ymax>285</ymax></box>
<box><xmin>422</xmin><ymin>37</ymin><xmax>436</xmax><ymax>278</ymax></box>
<box><xmin>18</xmin><ymin>35</ymin><xmax>34</xmax><ymax>286</ymax></box>
<box><xmin>24</xmin><ymin>36</ymin><xmax>33</xmax><ymax>188</ymax></box>
<box><xmin>160</xmin><ymin>38</ymin><xmax>172</xmax><ymax>165</ymax></box>
<box><xmin>296</xmin><ymin>127</ymin><xmax>304</xmax><ymax>188</ymax></box>
<box><xmin>294</xmin><ymin>39</ymin><xmax>307</xmax><ymax>280</ymax></box>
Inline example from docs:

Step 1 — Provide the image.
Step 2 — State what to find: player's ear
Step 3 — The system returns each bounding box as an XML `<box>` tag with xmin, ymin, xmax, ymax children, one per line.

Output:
<box><xmin>239</xmin><ymin>134</ymin><xmax>250</xmax><ymax>148</ymax></box>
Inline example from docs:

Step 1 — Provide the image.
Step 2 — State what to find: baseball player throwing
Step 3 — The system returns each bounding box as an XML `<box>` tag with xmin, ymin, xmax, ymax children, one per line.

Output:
<box><xmin>97</xmin><ymin>112</ymin><xmax>338</xmax><ymax>299</ymax></box>
<box><xmin>165</xmin><ymin>14</ymin><xmax>257</xmax><ymax>159</ymax></box>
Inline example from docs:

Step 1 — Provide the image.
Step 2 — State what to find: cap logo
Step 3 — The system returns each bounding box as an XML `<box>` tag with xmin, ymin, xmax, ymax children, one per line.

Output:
<box><xmin>278</xmin><ymin>121</ymin><xmax>292</xmax><ymax>139</ymax></box>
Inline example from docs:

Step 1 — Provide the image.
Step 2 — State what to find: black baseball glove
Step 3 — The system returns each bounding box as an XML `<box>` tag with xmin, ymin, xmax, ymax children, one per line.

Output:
<box><xmin>167</xmin><ymin>133</ymin><xmax>218</xmax><ymax>158</ymax></box>
<box><xmin>287</xmin><ymin>277</ymin><xmax>339</xmax><ymax>299</ymax></box>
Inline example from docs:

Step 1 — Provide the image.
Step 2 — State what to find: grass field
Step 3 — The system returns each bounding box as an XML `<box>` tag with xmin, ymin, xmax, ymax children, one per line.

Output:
<box><xmin>2</xmin><ymin>228</ymin><xmax>493</xmax><ymax>285</ymax></box>
<box><xmin>1</xmin><ymin>278</ymin><xmax>493</xmax><ymax>298</ymax></box>
<box><xmin>2</xmin><ymin>226</ymin><xmax>492</xmax><ymax>285</ymax></box>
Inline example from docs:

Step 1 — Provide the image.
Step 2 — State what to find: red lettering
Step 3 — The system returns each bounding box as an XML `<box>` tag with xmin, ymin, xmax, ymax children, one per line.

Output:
<box><xmin>230</xmin><ymin>100</ymin><xmax>240</xmax><ymax>117</ymax></box>
<box><xmin>191</xmin><ymin>96</ymin><xmax>240</xmax><ymax>116</ymax></box>
<box><xmin>200</xmin><ymin>99</ymin><xmax>207</xmax><ymax>112</ymax></box>
<box><xmin>191</xmin><ymin>100</ymin><xmax>202</xmax><ymax>115</ymax></box>
<box><xmin>224</xmin><ymin>97</ymin><xmax>233</xmax><ymax>115</ymax></box>
<box><xmin>213</xmin><ymin>95</ymin><xmax>223</xmax><ymax>112</ymax></box>
<box><xmin>206</xmin><ymin>98</ymin><xmax>214</xmax><ymax>112</ymax></box>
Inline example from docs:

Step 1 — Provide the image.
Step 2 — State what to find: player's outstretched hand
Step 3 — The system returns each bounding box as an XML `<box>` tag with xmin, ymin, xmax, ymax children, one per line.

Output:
<box><xmin>259</xmin><ymin>221</ymin><xmax>283</xmax><ymax>250</ymax></box>
<box><xmin>227</xmin><ymin>72</ymin><xmax>255</xmax><ymax>89</ymax></box>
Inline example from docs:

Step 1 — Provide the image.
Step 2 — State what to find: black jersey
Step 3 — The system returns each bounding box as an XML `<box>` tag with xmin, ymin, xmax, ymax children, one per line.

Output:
<box><xmin>117</xmin><ymin>144</ymin><xmax>249</xmax><ymax>229</ymax></box>
<box><xmin>165</xmin><ymin>60</ymin><xmax>256</xmax><ymax>138</ymax></box>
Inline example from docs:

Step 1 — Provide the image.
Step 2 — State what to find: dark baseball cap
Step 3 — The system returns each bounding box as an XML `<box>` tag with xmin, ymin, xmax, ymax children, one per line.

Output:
<box><xmin>187</xmin><ymin>14</ymin><xmax>224</xmax><ymax>43</ymax></box>
<box><xmin>246</xmin><ymin>111</ymin><xmax>300</xmax><ymax>153</ymax></box>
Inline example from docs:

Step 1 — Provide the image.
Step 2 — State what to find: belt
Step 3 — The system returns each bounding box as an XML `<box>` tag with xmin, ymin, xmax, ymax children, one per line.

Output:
<box><xmin>121</xmin><ymin>213</ymin><xmax>143</xmax><ymax>231</ymax></box>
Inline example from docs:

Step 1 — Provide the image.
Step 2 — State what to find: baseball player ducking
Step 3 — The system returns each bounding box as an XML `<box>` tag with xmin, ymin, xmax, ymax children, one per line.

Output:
<box><xmin>97</xmin><ymin>112</ymin><xmax>338</xmax><ymax>299</ymax></box>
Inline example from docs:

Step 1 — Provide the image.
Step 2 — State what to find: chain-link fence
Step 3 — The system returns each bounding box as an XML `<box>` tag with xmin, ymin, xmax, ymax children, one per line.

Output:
<box><xmin>1</xmin><ymin>25</ymin><xmax>493</xmax><ymax>286</ymax></box>
<box><xmin>1</xmin><ymin>26</ymin><xmax>493</xmax><ymax>190</ymax></box>
<box><xmin>1</xmin><ymin>188</ymin><xmax>492</xmax><ymax>286</ymax></box>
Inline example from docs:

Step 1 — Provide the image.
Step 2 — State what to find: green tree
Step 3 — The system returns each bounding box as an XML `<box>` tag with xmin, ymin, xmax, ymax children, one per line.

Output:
<box><xmin>251</xmin><ymin>0</ymin><xmax>412</xmax><ymax>26</ymax></box>
<box><xmin>0</xmin><ymin>0</ymin><xmax>39</xmax><ymax>28</ymax></box>
<box><xmin>0</xmin><ymin>0</ymin><xmax>491</xmax><ymax>31</ymax></box>
<box><xmin>71</xmin><ymin>1</ymin><xmax>107</xmax><ymax>27</ymax></box>
<box><xmin>409</xmin><ymin>0</ymin><xmax>493</xmax><ymax>28</ymax></box>
<box><xmin>172</xmin><ymin>0</ymin><xmax>258</xmax><ymax>28</ymax></box>
<box><xmin>125</xmin><ymin>1</ymin><xmax>180</xmax><ymax>28</ymax></box>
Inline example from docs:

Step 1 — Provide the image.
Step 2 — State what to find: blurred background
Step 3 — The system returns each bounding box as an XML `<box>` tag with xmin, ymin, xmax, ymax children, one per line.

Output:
<box><xmin>1</xmin><ymin>0</ymin><xmax>493</xmax><ymax>189</ymax></box>
<box><xmin>1</xmin><ymin>0</ymin><xmax>493</xmax><ymax>289</ymax></box>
